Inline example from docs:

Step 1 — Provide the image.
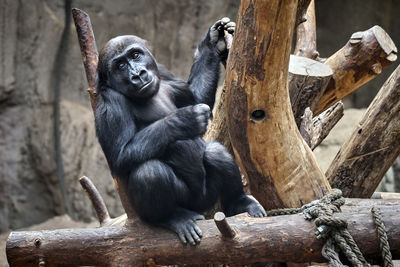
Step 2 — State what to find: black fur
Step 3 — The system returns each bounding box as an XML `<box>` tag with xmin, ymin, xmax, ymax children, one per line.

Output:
<box><xmin>95</xmin><ymin>19</ymin><xmax>265</xmax><ymax>245</ymax></box>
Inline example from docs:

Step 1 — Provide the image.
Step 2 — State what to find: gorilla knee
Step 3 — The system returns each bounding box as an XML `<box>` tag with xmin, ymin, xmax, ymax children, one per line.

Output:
<box><xmin>204</xmin><ymin>141</ymin><xmax>235</xmax><ymax>167</ymax></box>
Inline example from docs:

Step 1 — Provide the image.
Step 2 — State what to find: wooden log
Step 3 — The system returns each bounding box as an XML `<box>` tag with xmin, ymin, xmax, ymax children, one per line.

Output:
<box><xmin>7</xmin><ymin>204</ymin><xmax>400</xmax><ymax>266</ymax></box>
<box><xmin>289</xmin><ymin>55</ymin><xmax>333</xmax><ymax>126</ymax></box>
<box><xmin>226</xmin><ymin>0</ymin><xmax>331</xmax><ymax>210</ymax></box>
<box><xmin>327</xmin><ymin>63</ymin><xmax>400</xmax><ymax>198</ymax></box>
<box><xmin>294</xmin><ymin>0</ymin><xmax>319</xmax><ymax>60</ymax></box>
<box><xmin>315</xmin><ymin>26</ymin><xmax>397</xmax><ymax>115</ymax></box>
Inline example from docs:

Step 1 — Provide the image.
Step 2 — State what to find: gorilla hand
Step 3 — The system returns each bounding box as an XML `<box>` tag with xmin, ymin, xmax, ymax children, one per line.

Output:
<box><xmin>170</xmin><ymin>104</ymin><xmax>211</xmax><ymax>139</ymax></box>
<box><xmin>209</xmin><ymin>17</ymin><xmax>236</xmax><ymax>58</ymax></box>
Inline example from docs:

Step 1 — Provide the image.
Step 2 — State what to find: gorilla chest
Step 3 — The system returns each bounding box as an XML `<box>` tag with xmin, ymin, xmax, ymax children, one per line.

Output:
<box><xmin>133</xmin><ymin>93</ymin><xmax>176</xmax><ymax>125</ymax></box>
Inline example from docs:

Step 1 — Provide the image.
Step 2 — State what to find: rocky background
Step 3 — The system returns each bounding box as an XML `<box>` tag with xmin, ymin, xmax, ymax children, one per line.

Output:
<box><xmin>0</xmin><ymin>0</ymin><xmax>400</xmax><ymax>235</ymax></box>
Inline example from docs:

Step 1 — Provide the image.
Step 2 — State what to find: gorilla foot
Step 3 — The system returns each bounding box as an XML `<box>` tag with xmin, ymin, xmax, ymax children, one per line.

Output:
<box><xmin>224</xmin><ymin>195</ymin><xmax>266</xmax><ymax>218</ymax></box>
<box><xmin>161</xmin><ymin>209</ymin><xmax>205</xmax><ymax>245</ymax></box>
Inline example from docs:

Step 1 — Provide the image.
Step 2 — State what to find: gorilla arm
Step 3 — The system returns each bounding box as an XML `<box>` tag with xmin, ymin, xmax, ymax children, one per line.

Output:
<box><xmin>95</xmin><ymin>89</ymin><xmax>210</xmax><ymax>173</ymax></box>
<box><xmin>187</xmin><ymin>18</ymin><xmax>235</xmax><ymax>108</ymax></box>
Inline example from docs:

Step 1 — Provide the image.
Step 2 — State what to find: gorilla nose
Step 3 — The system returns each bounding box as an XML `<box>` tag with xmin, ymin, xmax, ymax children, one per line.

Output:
<box><xmin>130</xmin><ymin>69</ymin><xmax>150</xmax><ymax>86</ymax></box>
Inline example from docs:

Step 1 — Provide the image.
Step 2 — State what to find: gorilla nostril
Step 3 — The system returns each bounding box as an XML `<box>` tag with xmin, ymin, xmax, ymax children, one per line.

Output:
<box><xmin>139</xmin><ymin>70</ymin><xmax>149</xmax><ymax>80</ymax></box>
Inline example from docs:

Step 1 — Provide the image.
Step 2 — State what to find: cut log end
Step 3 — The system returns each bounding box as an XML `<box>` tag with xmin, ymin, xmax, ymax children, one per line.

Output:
<box><xmin>214</xmin><ymin>212</ymin><xmax>236</xmax><ymax>238</ymax></box>
<box><xmin>289</xmin><ymin>55</ymin><xmax>333</xmax><ymax>77</ymax></box>
<box><xmin>372</xmin><ymin>25</ymin><xmax>398</xmax><ymax>57</ymax></box>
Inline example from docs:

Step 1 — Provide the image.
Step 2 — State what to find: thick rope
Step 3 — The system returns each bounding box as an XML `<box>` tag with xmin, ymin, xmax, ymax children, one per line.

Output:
<box><xmin>371</xmin><ymin>206</ymin><xmax>393</xmax><ymax>267</ymax></box>
<box><xmin>322</xmin><ymin>237</ymin><xmax>345</xmax><ymax>267</ymax></box>
<box><xmin>266</xmin><ymin>189</ymin><xmax>374</xmax><ymax>267</ymax></box>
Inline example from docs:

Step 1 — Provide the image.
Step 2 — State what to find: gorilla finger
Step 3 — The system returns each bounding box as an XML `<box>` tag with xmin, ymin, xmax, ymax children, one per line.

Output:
<box><xmin>224</xmin><ymin>22</ymin><xmax>236</xmax><ymax>29</ymax></box>
<box><xmin>226</xmin><ymin>28</ymin><xmax>235</xmax><ymax>35</ymax></box>
<box><xmin>183</xmin><ymin>228</ymin><xmax>196</xmax><ymax>245</ymax></box>
<box><xmin>194</xmin><ymin>103</ymin><xmax>211</xmax><ymax>114</ymax></box>
<box><xmin>188</xmin><ymin>225</ymin><xmax>201</xmax><ymax>243</ymax></box>
<box><xmin>192</xmin><ymin>223</ymin><xmax>203</xmax><ymax>237</ymax></box>
<box><xmin>221</xmin><ymin>17</ymin><xmax>230</xmax><ymax>25</ymax></box>
<box><xmin>177</xmin><ymin>230</ymin><xmax>187</xmax><ymax>244</ymax></box>
<box><xmin>211</xmin><ymin>20</ymin><xmax>222</xmax><ymax>31</ymax></box>
<box><xmin>193</xmin><ymin>214</ymin><xmax>205</xmax><ymax>221</ymax></box>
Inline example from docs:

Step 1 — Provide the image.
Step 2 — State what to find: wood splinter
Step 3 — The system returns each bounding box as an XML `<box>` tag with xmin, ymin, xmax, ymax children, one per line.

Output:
<box><xmin>214</xmin><ymin>212</ymin><xmax>236</xmax><ymax>238</ymax></box>
<box><xmin>79</xmin><ymin>176</ymin><xmax>111</xmax><ymax>226</ymax></box>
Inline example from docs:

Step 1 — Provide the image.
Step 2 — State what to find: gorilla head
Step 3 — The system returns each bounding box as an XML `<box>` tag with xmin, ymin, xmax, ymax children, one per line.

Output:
<box><xmin>98</xmin><ymin>35</ymin><xmax>160</xmax><ymax>99</ymax></box>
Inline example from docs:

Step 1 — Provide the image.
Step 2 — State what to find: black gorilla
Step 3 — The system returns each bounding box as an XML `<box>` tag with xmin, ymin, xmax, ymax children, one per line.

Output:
<box><xmin>95</xmin><ymin>18</ymin><xmax>265</xmax><ymax>245</ymax></box>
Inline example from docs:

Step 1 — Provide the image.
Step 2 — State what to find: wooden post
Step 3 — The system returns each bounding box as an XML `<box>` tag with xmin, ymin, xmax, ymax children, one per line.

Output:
<box><xmin>225</xmin><ymin>0</ymin><xmax>331</xmax><ymax>210</ymax></box>
<box><xmin>6</xmin><ymin>203</ymin><xmax>400</xmax><ymax>266</ymax></box>
<box><xmin>315</xmin><ymin>26</ymin><xmax>397</xmax><ymax>115</ymax></box>
<box><xmin>327</xmin><ymin>63</ymin><xmax>400</xmax><ymax>198</ymax></box>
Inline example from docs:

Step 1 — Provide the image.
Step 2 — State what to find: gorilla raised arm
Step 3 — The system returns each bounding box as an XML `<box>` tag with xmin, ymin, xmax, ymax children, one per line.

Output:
<box><xmin>95</xmin><ymin>18</ymin><xmax>265</xmax><ymax>245</ymax></box>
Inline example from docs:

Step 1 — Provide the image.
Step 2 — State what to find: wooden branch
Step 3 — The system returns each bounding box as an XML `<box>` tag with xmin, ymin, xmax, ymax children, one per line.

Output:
<box><xmin>72</xmin><ymin>8</ymin><xmax>136</xmax><ymax>219</ymax></box>
<box><xmin>226</xmin><ymin>0</ymin><xmax>331</xmax><ymax>210</ymax></box>
<box><xmin>294</xmin><ymin>0</ymin><xmax>319</xmax><ymax>59</ymax></box>
<box><xmin>289</xmin><ymin>55</ymin><xmax>333</xmax><ymax>126</ymax></box>
<box><xmin>315</xmin><ymin>26</ymin><xmax>397</xmax><ymax>115</ymax></box>
<box><xmin>299</xmin><ymin>107</ymin><xmax>313</xmax><ymax>148</ymax></box>
<box><xmin>310</xmin><ymin>101</ymin><xmax>344</xmax><ymax>150</ymax></box>
<box><xmin>7</xmin><ymin>202</ymin><xmax>400</xmax><ymax>266</ymax></box>
<box><xmin>327</xmin><ymin>63</ymin><xmax>400</xmax><ymax>198</ymax></box>
<box><xmin>79</xmin><ymin>176</ymin><xmax>111</xmax><ymax>226</ymax></box>
<box><xmin>71</xmin><ymin>8</ymin><xmax>98</xmax><ymax>109</ymax></box>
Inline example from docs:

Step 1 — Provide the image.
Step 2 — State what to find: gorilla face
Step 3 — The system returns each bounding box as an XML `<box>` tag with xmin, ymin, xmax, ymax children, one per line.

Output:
<box><xmin>98</xmin><ymin>35</ymin><xmax>160</xmax><ymax>99</ymax></box>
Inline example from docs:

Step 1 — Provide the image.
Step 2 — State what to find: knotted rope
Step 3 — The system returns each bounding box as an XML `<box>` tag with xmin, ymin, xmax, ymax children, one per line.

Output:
<box><xmin>266</xmin><ymin>189</ymin><xmax>393</xmax><ymax>267</ymax></box>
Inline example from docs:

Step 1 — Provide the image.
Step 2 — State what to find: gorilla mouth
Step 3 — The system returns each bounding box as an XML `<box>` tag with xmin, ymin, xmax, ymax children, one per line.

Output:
<box><xmin>138</xmin><ymin>78</ymin><xmax>154</xmax><ymax>93</ymax></box>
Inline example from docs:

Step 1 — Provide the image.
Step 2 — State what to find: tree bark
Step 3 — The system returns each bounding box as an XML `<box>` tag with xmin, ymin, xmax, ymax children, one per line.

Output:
<box><xmin>226</xmin><ymin>0</ymin><xmax>331</xmax><ymax>210</ymax></box>
<box><xmin>327</xmin><ymin>63</ymin><xmax>400</xmax><ymax>198</ymax></box>
<box><xmin>315</xmin><ymin>25</ymin><xmax>397</xmax><ymax>115</ymax></box>
<box><xmin>7</xmin><ymin>203</ymin><xmax>400</xmax><ymax>266</ymax></box>
<box><xmin>288</xmin><ymin>55</ymin><xmax>333</xmax><ymax>126</ymax></box>
<box><xmin>294</xmin><ymin>0</ymin><xmax>319</xmax><ymax>60</ymax></box>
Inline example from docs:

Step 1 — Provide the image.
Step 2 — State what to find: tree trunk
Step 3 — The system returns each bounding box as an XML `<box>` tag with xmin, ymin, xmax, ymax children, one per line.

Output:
<box><xmin>315</xmin><ymin>26</ymin><xmax>397</xmax><ymax>115</ymax></box>
<box><xmin>327</xmin><ymin>63</ymin><xmax>400</xmax><ymax>198</ymax></box>
<box><xmin>226</xmin><ymin>0</ymin><xmax>331</xmax><ymax>210</ymax></box>
<box><xmin>7</xmin><ymin>201</ymin><xmax>400</xmax><ymax>266</ymax></box>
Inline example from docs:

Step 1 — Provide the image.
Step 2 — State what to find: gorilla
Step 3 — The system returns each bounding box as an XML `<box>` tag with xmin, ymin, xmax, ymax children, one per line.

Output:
<box><xmin>95</xmin><ymin>18</ymin><xmax>266</xmax><ymax>245</ymax></box>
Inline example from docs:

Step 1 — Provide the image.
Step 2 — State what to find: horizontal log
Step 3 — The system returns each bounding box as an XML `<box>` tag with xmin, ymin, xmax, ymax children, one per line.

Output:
<box><xmin>7</xmin><ymin>201</ymin><xmax>400</xmax><ymax>266</ymax></box>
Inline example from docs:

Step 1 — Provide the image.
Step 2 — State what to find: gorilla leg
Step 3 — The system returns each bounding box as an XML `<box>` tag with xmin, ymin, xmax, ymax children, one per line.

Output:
<box><xmin>202</xmin><ymin>142</ymin><xmax>266</xmax><ymax>217</ymax></box>
<box><xmin>128</xmin><ymin>160</ymin><xmax>204</xmax><ymax>245</ymax></box>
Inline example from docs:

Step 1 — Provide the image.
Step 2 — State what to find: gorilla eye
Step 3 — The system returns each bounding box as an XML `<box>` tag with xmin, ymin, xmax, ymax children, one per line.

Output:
<box><xmin>131</xmin><ymin>52</ymin><xmax>140</xmax><ymax>59</ymax></box>
<box><xmin>117</xmin><ymin>62</ymin><xmax>126</xmax><ymax>70</ymax></box>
